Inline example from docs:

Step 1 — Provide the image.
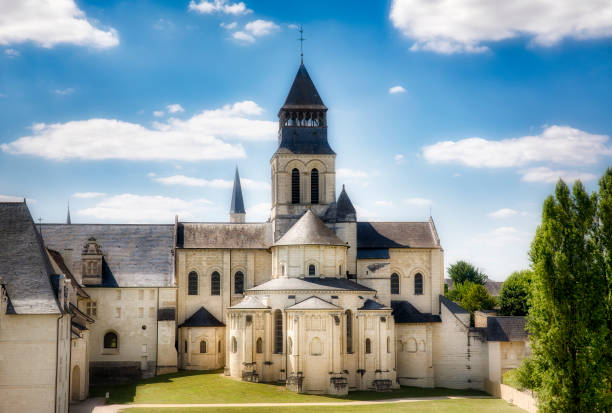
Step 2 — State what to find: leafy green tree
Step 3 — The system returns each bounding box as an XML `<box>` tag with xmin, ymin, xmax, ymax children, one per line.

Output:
<box><xmin>448</xmin><ymin>260</ymin><xmax>488</xmax><ymax>285</ymax></box>
<box><xmin>528</xmin><ymin>179</ymin><xmax>609</xmax><ymax>412</ymax></box>
<box><xmin>499</xmin><ymin>270</ymin><xmax>533</xmax><ymax>316</ymax></box>
<box><xmin>460</xmin><ymin>284</ymin><xmax>497</xmax><ymax>325</ymax></box>
<box><xmin>445</xmin><ymin>280</ymin><xmax>475</xmax><ymax>302</ymax></box>
<box><xmin>597</xmin><ymin>168</ymin><xmax>612</xmax><ymax>396</ymax></box>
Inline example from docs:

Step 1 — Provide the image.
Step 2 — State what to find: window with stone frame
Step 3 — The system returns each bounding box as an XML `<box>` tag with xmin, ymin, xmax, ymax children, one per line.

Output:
<box><xmin>308</xmin><ymin>264</ymin><xmax>316</xmax><ymax>276</ymax></box>
<box><xmin>390</xmin><ymin>273</ymin><xmax>400</xmax><ymax>295</ymax></box>
<box><xmin>188</xmin><ymin>271</ymin><xmax>198</xmax><ymax>295</ymax></box>
<box><xmin>291</xmin><ymin>168</ymin><xmax>300</xmax><ymax>204</ymax></box>
<box><xmin>414</xmin><ymin>273</ymin><xmax>424</xmax><ymax>295</ymax></box>
<box><xmin>234</xmin><ymin>271</ymin><xmax>244</xmax><ymax>294</ymax></box>
<box><xmin>104</xmin><ymin>332</ymin><xmax>118</xmax><ymax>349</ymax></box>
<box><xmin>211</xmin><ymin>271</ymin><xmax>221</xmax><ymax>295</ymax></box>
<box><xmin>273</xmin><ymin>310</ymin><xmax>283</xmax><ymax>354</ymax></box>
<box><xmin>86</xmin><ymin>300</ymin><xmax>97</xmax><ymax>317</ymax></box>
<box><xmin>346</xmin><ymin>310</ymin><xmax>353</xmax><ymax>354</ymax></box>
<box><xmin>200</xmin><ymin>340</ymin><xmax>207</xmax><ymax>353</ymax></box>
<box><xmin>365</xmin><ymin>338</ymin><xmax>372</xmax><ymax>354</ymax></box>
<box><xmin>311</xmin><ymin>168</ymin><xmax>319</xmax><ymax>204</ymax></box>
<box><xmin>256</xmin><ymin>337</ymin><xmax>263</xmax><ymax>354</ymax></box>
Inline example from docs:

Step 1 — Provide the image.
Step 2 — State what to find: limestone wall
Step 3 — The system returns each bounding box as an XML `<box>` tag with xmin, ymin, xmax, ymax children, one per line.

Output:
<box><xmin>70</xmin><ymin>332</ymin><xmax>90</xmax><ymax>401</ymax></box>
<box><xmin>272</xmin><ymin>245</ymin><xmax>347</xmax><ymax>278</ymax></box>
<box><xmin>179</xmin><ymin>326</ymin><xmax>225</xmax><ymax>370</ymax></box>
<box><xmin>395</xmin><ymin>323</ymin><xmax>434</xmax><ymax>387</ymax></box>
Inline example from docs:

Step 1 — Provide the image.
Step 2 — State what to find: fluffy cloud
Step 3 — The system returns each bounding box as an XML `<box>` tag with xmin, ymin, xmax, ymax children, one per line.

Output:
<box><xmin>520</xmin><ymin>167</ymin><xmax>598</xmax><ymax>184</ymax></box>
<box><xmin>152</xmin><ymin>174</ymin><xmax>269</xmax><ymax>190</ymax></box>
<box><xmin>403</xmin><ymin>197</ymin><xmax>433</xmax><ymax>206</ymax></box>
<box><xmin>72</xmin><ymin>192</ymin><xmax>106</xmax><ymax>199</ymax></box>
<box><xmin>423</xmin><ymin>125</ymin><xmax>612</xmax><ymax>168</ymax></box>
<box><xmin>2</xmin><ymin>100</ymin><xmax>276</xmax><ymax>161</ymax></box>
<box><xmin>54</xmin><ymin>88</ymin><xmax>74</xmax><ymax>95</ymax></box>
<box><xmin>0</xmin><ymin>194</ymin><xmax>25</xmax><ymax>202</ymax></box>
<box><xmin>389</xmin><ymin>86</ymin><xmax>406</xmax><ymax>94</ymax></box>
<box><xmin>77</xmin><ymin>194</ymin><xmax>213</xmax><ymax>223</ymax></box>
<box><xmin>488</xmin><ymin>208</ymin><xmax>528</xmax><ymax>219</ymax></box>
<box><xmin>0</xmin><ymin>0</ymin><xmax>118</xmax><ymax>49</ymax></box>
<box><xmin>153</xmin><ymin>110</ymin><xmax>165</xmax><ymax>117</ymax></box>
<box><xmin>246</xmin><ymin>202</ymin><xmax>270</xmax><ymax>221</ymax></box>
<box><xmin>220</xmin><ymin>22</ymin><xmax>238</xmax><ymax>30</ymax></box>
<box><xmin>471</xmin><ymin>226</ymin><xmax>528</xmax><ymax>247</ymax></box>
<box><xmin>4</xmin><ymin>48</ymin><xmax>19</xmax><ymax>57</ymax></box>
<box><xmin>337</xmin><ymin>168</ymin><xmax>369</xmax><ymax>179</ymax></box>
<box><xmin>390</xmin><ymin>0</ymin><xmax>612</xmax><ymax>54</ymax></box>
<box><xmin>166</xmin><ymin>104</ymin><xmax>185</xmax><ymax>114</ymax></box>
<box><xmin>232</xmin><ymin>20</ymin><xmax>279</xmax><ymax>43</ymax></box>
<box><xmin>394</xmin><ymin>154</ymin><xmax>405</xmax><ymax>164</ymax></box>
<box><xmin>188</xmin><ymin>0</ymin><xmax>251</xmax><ymax>15</ymax></box>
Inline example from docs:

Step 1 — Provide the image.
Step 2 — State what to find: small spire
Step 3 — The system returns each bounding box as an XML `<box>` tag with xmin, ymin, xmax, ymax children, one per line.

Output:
<box><xmin>230</xmin><ymin>167</ymin><xmax>246</xmax><ymax>223</ymax></box>
<box><xmin>66</xmin><ymin>201</ymin><xmax>71</xmax><ymax>225</ymax></box>
<box><xmin>298</xmin><ymin>25</ymin><xmax>306</xmax><ymax>64</ymax></box>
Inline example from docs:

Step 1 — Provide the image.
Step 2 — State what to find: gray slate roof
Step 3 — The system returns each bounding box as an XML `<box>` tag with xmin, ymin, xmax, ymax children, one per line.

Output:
<box><xmin>248</xmin><ymin>277</ymin><xmax>374</xmax><ymax>292</ymax></box>
<box><xmin>336</xmin><ymin>185</ymin><xmax>356</xmax><ymax>222</ymax></box>
<box><xmin>356</xmin><ymin>248</ymin><xmax>389</xmax><ymax>259</ymax></box>
<box><xmin>487</xmin><ymin>316</ymin><xmax>528</xmax><ymax>342</ymax></box>
<box><xmin>0</xmin><ymin>202</ymin><xmax>60</xmax><ymax>314</ymax></box>
<box><xmin>359</xmin><ymin>299</ymin><xmax>388</xmax><ymax>310</ymax></box>
<box><xmin>357</xmin><ymin>221</ymin><xmax>439</xmax><ymax>249</ymax></box>
<box><xmin>439</xmin><ymin>295</ymin><xmax>469</xmax><ymax>315</ymax></box>
<box><xmin>230</xmin><ymin>168</ymin><xmax>246</xmax><ymax>214</ymax></box>
<box><xmin>179</xmin><ymin>306</ymin><xmax>224</xmax><ymax>328</ymax></box>
<box><xmin>276</xmin><ymin>127</ymin><xmax>335</xmax><ymax>155</ymax></box>
<box><xmin>230</xmin><ymin>295</ymin><xmax>270</xmax><ymax>309</ymax></box>
<box><xmin>281</xmin><ymin>63</ymin><xmax>327</xmax><ymax>110</ymax></box>
<box><xmin>286</xmin><ymin>296</ymin><xmax>339</xmax><ymax>310</ymax></box>
<box><xmin>178</xmin><ymin>222</ymin><xmax>272</xmax><ymax>249</ymax></box>
<box><xmin>275</xmin><ymin>210</ymin><xmax>346</xmax><ymax>247</ymax></box>
<box><xmin>41</xmin><ymin>223</ymin><xmax>174</xmax><ymax>287</ymax></box>
<box><xmin>391</xmin><ymin>300</ymin><xmax>441</xmax><ymax>323</ymax></box>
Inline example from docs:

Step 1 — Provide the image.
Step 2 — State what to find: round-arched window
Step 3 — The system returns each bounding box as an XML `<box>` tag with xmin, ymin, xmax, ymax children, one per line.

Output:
<box><xmin>104</xmin><ymin>332</ymin><xmax>118</xmax><ymax>349</ymax></box>
<box><xmin>308</xmin><ymin>264</ymin><xmax>316</xmax><ymax>276</ymax></box>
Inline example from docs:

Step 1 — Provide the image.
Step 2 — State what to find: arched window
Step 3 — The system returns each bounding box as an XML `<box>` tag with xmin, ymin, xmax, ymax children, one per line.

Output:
<box><xmin>234</xmin><ymin>271</ymin><xmax>244</xmax><ymax>294</ymax></box>
<box><xmin>103</xmin><ymin>332</ymin><xmax>118</xmax><ymax>349</ymax></box>
<box><xmin>188</xmin><ymin>271</ymin><xmax>198</xmax><ymax>295</ymax></box>
<box><xmin>200</xmin><ymin>340</ymin><xmax>207</xmax><ymax>353</ymax></box>
<box><xmin>308</xmin><ymin>264</ymin><xmax>316</xmax><ymax>276</ymax></box>
<box><xmin>365</xmin><ymin>338</ymin><xmax>371</xmax><ymax>354</ymax></box>
<box><xmin>390</xmin><ymin>273</ymin><xmax>400</xmax><ymax>295</ymax></box>
<box><xmin>274</xmin><ymin>310</ymin><xmax>283</xmax><ymax>354</ymax></box>
<box><xmin>311</xmin><ymin>168</ymin><xmax>319</xmax><ymax>204</ymax></box>
<box><xmin>291</xmin><ymin>168</ymin><xmax>300</xmax><ymax>204</ymax></box>
<box><xmin>387</xmin><ymin>336</ymin><xmax>391</xmax><ymax>353</ymax></box>
<box><xmin>281</xmin><ymin>265</ymin><xmax>285</xmax><ymax>277</ymax></box>
<box><xmin>346</xmin><ymin>310</ymin><xmax>353</xmax><ymax>354</ymax></box>
<box><xmin>414</xmin><ymin>273</ymin><xmax>423</xmax><ymax>295</ymax></box>
<box><xmin>211</xmin><ymin>271</ymin><xmax>220</xmax><ymax>296</ymax></box>
<box><xmin>256</xmin><ymin>338</ymin><xmax>263</xmax><ymax>354</ymax></box>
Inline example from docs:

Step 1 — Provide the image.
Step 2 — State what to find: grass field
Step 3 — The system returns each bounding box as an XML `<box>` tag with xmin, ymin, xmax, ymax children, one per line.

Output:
<box><xmin>91</xmin><ymin>370</ymin><xmax>487</xmax><ymax>405</ymax></box>
<box><xmin>123</xmin><ymin>399</ymin><xmax>524</xmax><ymax>412</ymax></box>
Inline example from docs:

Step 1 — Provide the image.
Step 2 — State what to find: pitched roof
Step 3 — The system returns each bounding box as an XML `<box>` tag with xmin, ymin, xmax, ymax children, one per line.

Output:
<box><xmin>179</xmin><ymin>307</ymin><xmax>224</xmax><ymax>328</ymax></box>
<box><xmin>487</xmin><ymin>316</ymin><xmax>528</xmax><ymax>342</ymax></box>
<box><xmin>439</xmin><ymin>295</ymin><xmax>469</xmax><ymax>315</ymax></box>
<box><xmin>248</xmin><ymin>277</ymin><xmax>374</xmax><ymax>292</ymax></box>
<box><xmin>275</xmin><ymin>210</ymin><xmax>346</xmax><ymax>247</ymax></box>
<box><xmin>357</xmin><ymin>221</ymin><xmax>439</xmax><ymax>249</ymax></box>
<box><xmin>336</xmin><ymin>185</ymin><xmax>356</xmax><ymax>222</ymax></box>
<box><xmin>391</xmin><ymin>300</ymin><xmax>441</xmax><ymax>323</ymax></box>
<box><xmin>41</xmin><ymin>223</ymin><xmax>174</xmax><ymax>287</ymax></box>
<box><xmin>286</xmin><ymin>296</ymin><xmax>339</xmax><ymax>310</ymax></box>
<box><xmin>47</xmin><ymin>248</ymin><xmax>89</xmax><ymax>298</ymax></box>
<box><xmin>230</xmin><ymin>295</ymin><xmax>270</xmax><ymax>309</ymax></box>
<box><xmin>230</xmin><ymin>168</ymin><xmax>245</xmax><ymax>214</ymax></box>
<box><xmin>356</xmin><ymin>248</ymin><xmax>389</xmax><ymax>259</ymax></box>
<box><xmin>0</xmin><ymin>202</ymin><xmax>61</xmax><ymax>314</ymax></box>
<box><xmin>359</xmin><ymin>299</ymin><xmax>388</xmax><ymax>310</ymax></box>
<box><xmin>178</xmin><ymin>222</ymin><xmax>272</xmax><ymax>249</ymax></box>
<box><xmin>281</xmin><ymin>63</ymin><xmax>326</xmax><ymax>110</ymax></box>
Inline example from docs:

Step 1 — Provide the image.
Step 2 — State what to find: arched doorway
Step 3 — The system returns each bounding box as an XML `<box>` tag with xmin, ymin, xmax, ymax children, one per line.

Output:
<box><xmin>71</xmin><ymin>365</ymin><xmax>80</xmax><ymax>401</ymax></box>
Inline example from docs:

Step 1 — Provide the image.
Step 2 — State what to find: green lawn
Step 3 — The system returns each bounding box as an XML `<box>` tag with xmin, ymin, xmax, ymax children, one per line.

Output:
<box><xmin>91</xmin><ymin>369</ymin><xmax>487</xmax><ymax>405</ymax></box>
<box><xmin>123</xmin><ymin>399</ymin><xmax>524</xmax><ymax>413</ymax></box>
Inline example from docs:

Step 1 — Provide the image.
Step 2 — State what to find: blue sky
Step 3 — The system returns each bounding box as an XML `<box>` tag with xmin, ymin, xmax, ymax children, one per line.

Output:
<box><xmin>1</xmin><ymin>0</ymin><xmax>612</xmax><ymax>280</ymax></box>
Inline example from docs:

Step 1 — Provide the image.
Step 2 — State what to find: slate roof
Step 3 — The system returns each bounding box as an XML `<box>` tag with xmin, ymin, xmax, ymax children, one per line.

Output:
<box><xmin>391</xmin><ymin>300</ymin><xmax>441</xmax><ymax>323</ymax></box>
<box><xmin>179</xmin><ymin>307</ymin><xmax>225</xmax><ymax>328</ymax></box>
<box><xmin>0</xmin><ymin>202</ymin><xmax>61</xmax><ymax>314</ymax></box>
<box><xmin>286</xmin><ymin>296</ymin><xmax>339</xmax><ymax>310</ymax></box>
<box><xmin>230</xmin><ymin>295</ymin><xmax>270</xmax><ymax>309</ymax></box>
<box><xmin>276</xmin><ymin>127</ymin><xmax>335</xmax><ymax>155</ymax></box>
<box><xmin>357</xmin><ymin>221</ymin><xmax>439</xmax><ymax>249</ymax></box>
<box><xmin>359</xmin><ymin>299</ymin><xmax>388</xmax><ymax>310</ymax></box>
<box><xmin>439</xmin><ymin>295</ymin><xmax>469</xmax><ymax>315</ymax></box>
<box><xmin>230</xmin><ymin>167</ymin><xmax>246</xmax><ymax>214</ymax></box>
<box><xmin>281</xmin><ymin>63</ymin><xmax>327</xmax><ymax>110</ymax></box>
<box><xmin>41</xmin><ymin>224</ymin><xmax>174</xmax><ymax>287</ymax></box>
<box><xmin>47</xmin><ymin>248</ymin><xmax>89</xmax><ymax>298</ymax></box>
<box><xmin>275</xmin><ymin>210</ymin><xmax>346</xmax><ymax>247</ymax></box>
<box><xmin>178</xmin><ymin>222</ymin><xmax>272</xmax><ymax>249</ymax></box>
<box><xmin>248</xmin><ymin>277</ymin><xmax>374</xmax><ymax>292</ymax></box>
<box><xmin>487</xmin><ymin>316</ymin><xmax>528</xmax><ymax>342</ymax></box>
<box><xmin>336</xmin><ymin>185</ymin><xmax>356</xmax><ymax>222</ymax></box>
<box><xmin>356</xmin><ymin>248</ymin><xmax>390</xmax><ymax>259</ymax></box>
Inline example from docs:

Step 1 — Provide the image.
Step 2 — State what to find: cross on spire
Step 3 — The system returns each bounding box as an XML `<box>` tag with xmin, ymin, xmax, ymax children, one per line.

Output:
<box><xmin>298</xmin><ymin>25</ymin><xmax>305</xmax><ymax>63</ymax></box>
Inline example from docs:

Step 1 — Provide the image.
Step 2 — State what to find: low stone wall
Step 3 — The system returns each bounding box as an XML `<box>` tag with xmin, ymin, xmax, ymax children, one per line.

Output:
<box><xmin>484</xmin><ymin>379</ymin><xmax>538</xmax><ymax>413</ymax></box>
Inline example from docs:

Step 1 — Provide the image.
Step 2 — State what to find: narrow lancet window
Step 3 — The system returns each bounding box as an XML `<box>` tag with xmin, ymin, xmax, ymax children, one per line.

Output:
<box><xmin>414</xmin><ymin>273</ymin><xmax>423</xmax><ymax>295</ymax></box>
<box><xmin>311</xmin><ymin>168</ymin><xmax>319</xmax><ymax>204</ymax></box>
<box><xmin>291</xmin><ymin>168</ymin><xmax>300</xmax><ymax>204</ymax></box>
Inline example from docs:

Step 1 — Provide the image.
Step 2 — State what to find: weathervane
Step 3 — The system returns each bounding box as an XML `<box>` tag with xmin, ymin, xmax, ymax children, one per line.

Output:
<box><xmin>298</xmin><ymin>25</ymin><xmax>306</xmax><ymax>63</ymax></box>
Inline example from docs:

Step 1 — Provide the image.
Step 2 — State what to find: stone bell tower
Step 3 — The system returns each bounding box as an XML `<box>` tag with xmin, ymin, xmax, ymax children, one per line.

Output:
<box><xmin>270</xmin><ymin>62</ymin><xmax>336</xmax><ymax>240</ymax></box>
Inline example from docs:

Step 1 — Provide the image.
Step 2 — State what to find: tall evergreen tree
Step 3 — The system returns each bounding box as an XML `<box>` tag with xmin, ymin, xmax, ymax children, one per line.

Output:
<box><xmin>528</xmin><ymin>180</ymin><xmax>609</xmax><ymax>412</ymax></box>
<box><xmin>597</xmin><ymin>168</ymin><xmax>612</xmax><ymax>396</ymax></box>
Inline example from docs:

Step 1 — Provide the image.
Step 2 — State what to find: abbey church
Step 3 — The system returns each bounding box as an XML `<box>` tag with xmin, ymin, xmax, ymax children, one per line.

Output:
<box><xmin>0</xmin><ymin>61</ymin><xmax>529</xmax><ymax>413</ymax></box>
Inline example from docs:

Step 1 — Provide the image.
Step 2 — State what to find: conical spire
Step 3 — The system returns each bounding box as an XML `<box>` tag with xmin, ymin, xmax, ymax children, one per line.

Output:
<box><xmin>336</xmin><ymin>185</ymin><xmax>356</xmax><ymax>222</ymax></box>
<box><xmin>230</xmin><ymin>167</ymin><xmax>246</xmax><ymax>223</ymax></box>
<box><xmin>281</xmin><ymin>63</ymin><xmax>326</xmax><ymax>110</ymax></box>
<box><xmin>66</xmin><ymin>202</ymin><xmax>71</xmax><ymax>225</ymax></box>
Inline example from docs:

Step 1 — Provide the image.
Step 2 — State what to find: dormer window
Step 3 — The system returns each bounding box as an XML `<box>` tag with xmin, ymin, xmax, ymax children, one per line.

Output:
<box><xmin>81</xmin><ymin>237</ymin><xmax>103</xmax><ymax>286</ymax></box>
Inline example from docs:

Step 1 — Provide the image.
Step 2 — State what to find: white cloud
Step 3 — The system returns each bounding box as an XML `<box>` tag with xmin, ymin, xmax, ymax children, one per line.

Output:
<box><xmin>337</xmin><ymin>168</ymin><xmax>369</xmax><ymax>179</ymax></box>
<box><xmin>0</xmin><ymin>194</ymin><xmax>25</xmax><ymax>202</ymax></box>
<box><xmin>287</xmin><ymin>24</ymin><xmax>299</xmax><ymax>30</ymax></box>
<box><xmin>220</xmin><ymin>22</ymin><xmax>238</xmax><ymax>30</ymax></box>
<box><xmin>389</xmin><ymin>85</ymin><xmax>406</xmax><ymax>94</ymax></box>
<box><xmin>54</xmin><ymin>88</ymin><xmax>74</xmax><ymax>95</ymax></box>
<box><xmin>520</xmin><ymin>167</ymin><xmax>598</xmax><ymax>184</ymax></box>
<box><xmin>2</xmin><ymin>100</ymin><xmax>276</xmax><ymax>161</ymax></box>
<box><xmin>246</xmin><ymin>202</ymin><xmax>270</xmax><ymax>221</ymax></box>
<box><xmin>0</xmin><ymin>0</ymin><xmax>118</xmax><ymax>49</ymax></box>
<box><xmin>374</xmin><ymin>200</ymin><xmax>393</xmax><ymax>207</ymax></box>
<box><xmin>188</xmin><ymin>0</ymin><xmax>251</xmax><ymax>15</ymax></box>
<box><xmin>77</xmin><ymin>194</ymin><xmax>213</xmax><ymax>223</ymax></box>
<box><xmin>232</xmin><ymin>20</ymin><xmax>279</xmax><ymax>44</ymax></box>
<box><xmin>488</xmin><ymin>208</ymin><xmax>520</xmax><ymax>219</ymax></box>
<box><xmin>4</xmin><ymin>48</ymin><xmax>19</xmax><ymax>57</ymax></box>
<box><xmin>153</xmin><ymin>110</ymin><xmax>165</xmax><ymax>117</ymax></box>
<box><xmin>403</xmin><ymin>197</ymin><xmax>433</xmax><ymax>206</ymax></box>
<box><xmin>423</xmin><ymin>125</ymin><xmax>612</xmax><ymax>168</ymax></box>
<box><xmin>390</xmin><ymin>0</ymin><xmax>612</xmax><ymax>54</ymax></box>
<box><xmin>72</xmin><ymin>192</ymin><xmax>106</xmax><ymax>199</ymax></box>
<box><xmin>394</xmin><ymin>154</ymin><xmax>405</xmax><ymax>164</ymax></box>
<box><xmin>166</xmin><ymin>104</ymin><xmax>185</xmax><ymax>114</ymax></box>
<box><xmin>471</xmin><ymin>226</ymin><xmax>528</xmax><ymax>247</ymax></box>
<box><xmin>355</xmin><ymin>205</ymin><xmax>380</xmax><ymax>221</ymax></box>
<box><xmin>152</xmin><ymin>174</ymin><xmax>269</xmax><ymax>190</ymax></box>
